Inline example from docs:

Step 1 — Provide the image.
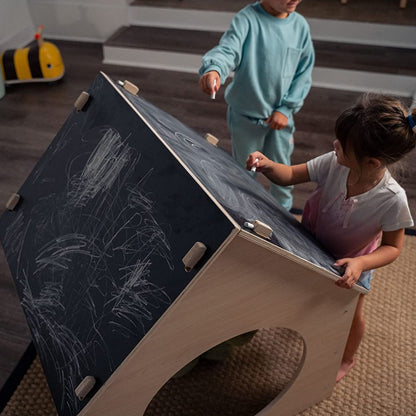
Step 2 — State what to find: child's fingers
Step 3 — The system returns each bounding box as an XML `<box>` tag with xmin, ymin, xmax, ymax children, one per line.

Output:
<box><xmin>335</xmin><ymin>268</ymin><xmax>356</xmax><ymax>289</ymax></box>
<box><xmin>334</xmin><ymin>258</ymin><xmax>349</xmax><ymax>268</ymax></box>
<box><xmin>246</xmin><ymin>152</ymin><xmax>261</xmax><ymax>170</ymax></box>
<box><xmin>334</xmin><ymin>258</ymin><xmax>361</xmax><ymax>289</ymax></box>
<box><xmin>199</xmin><ymin>74</ymin><xmax>214</xmax><ymax>95</ymax></box>
<box><xmin>198</xmin><ymin>77</ymin><xmax>208</xmax><ymax>93</ymax></box>
<box><xmin>204</xmin><ymin>76</ymin><xmax>212</xmax><ymax>94</ymax></box>
<box><xmin>335</xmin><ymin>274</ymin><xmax>347</xmax><ymax>286</ymax></box>
<box><xmin>335</xmin><ymin>260</ymin><xmax>350</xmax><ymax>288</ymax></box>
<box><xmin>206</xmin><ymin>72</ymin><xmax>220</xmax><ymax>93</ymax></box>
<box><xmin>246</xmin><ymin>154</ymin><xmax>256</xmax><ymax>170</ymax></box>
<box><xmin>250</xmin><ymin>157</ymin><xmax>259</xmax><ymax>172</ymax></box>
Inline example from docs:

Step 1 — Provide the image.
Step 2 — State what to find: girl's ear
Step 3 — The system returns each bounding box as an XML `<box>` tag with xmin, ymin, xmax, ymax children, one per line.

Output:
<box><xmin>367</xmin><ymin>157</ymin><xmax>383</xmax><ymax>169</ymax></box>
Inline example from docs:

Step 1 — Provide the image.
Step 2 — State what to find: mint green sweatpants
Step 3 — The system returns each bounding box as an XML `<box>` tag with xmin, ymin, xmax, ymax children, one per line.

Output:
<box><xmin>227</xmin><ymin>106</ymin><xmax>295</xmax><ymax>211</ymax></box>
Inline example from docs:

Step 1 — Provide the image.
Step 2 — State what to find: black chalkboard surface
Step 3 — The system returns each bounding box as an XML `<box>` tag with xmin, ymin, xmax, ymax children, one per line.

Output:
<box><xmin>117</xmin><ymin>77</ymin><xmax>340</xmax><ymax>274</ymax></box>
<box><xmin>0</xmin><ymin>73</ymin><xmax>234</xmax><ymax>415</ymax></box>
<box><xmin>0</xmin><ymin>72</ymin><xmax>346</xmax><ymax>416</ymax></box>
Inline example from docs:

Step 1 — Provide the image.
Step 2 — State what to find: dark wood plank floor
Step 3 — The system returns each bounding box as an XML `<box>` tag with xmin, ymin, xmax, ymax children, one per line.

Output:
<box><xmin>0</xmin><ymin>40</ymin><xmax>415</xmax><ymax>391</ymax></box>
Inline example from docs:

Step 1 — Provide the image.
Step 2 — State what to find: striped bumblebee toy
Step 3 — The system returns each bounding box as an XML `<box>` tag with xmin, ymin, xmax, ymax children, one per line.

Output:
<box><xmin>0</xmin><ymin>26</ymin><xmax>65</xmax><ymax>85</ymax></box>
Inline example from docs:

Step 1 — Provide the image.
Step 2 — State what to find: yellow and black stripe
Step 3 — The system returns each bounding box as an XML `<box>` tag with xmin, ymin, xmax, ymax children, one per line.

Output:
<box><xmin>1</xmin><ymin>43</ymin><xmax>42</xmax><ymax>82</ymax></box>
<box><xmin>0</xmin><ymin>41</ymin><xmax>64</xmax><ymax>84</ymax></box>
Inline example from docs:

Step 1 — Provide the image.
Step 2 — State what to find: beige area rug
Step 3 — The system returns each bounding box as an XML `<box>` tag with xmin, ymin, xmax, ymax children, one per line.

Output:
<box><xmin>2</xmin><ymin>235</ymin><xmax>415</xmax><ymax>416</ymax></box>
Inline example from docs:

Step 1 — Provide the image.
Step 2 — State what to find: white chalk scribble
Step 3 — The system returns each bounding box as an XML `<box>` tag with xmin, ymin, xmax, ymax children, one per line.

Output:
<box><xmin>3</xmin><ymin>125</ymin><xmax>174</xmax><ymax>415</ymax></box>
<box><xmin>68</xmin><ymin>128</ymin><xmax>132</xmax><ymax>207</ymax></box>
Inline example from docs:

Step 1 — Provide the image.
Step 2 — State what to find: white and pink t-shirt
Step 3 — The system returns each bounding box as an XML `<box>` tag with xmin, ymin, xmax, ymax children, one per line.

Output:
<box><xmin>303</xmin><ymin>151</ymin><xmax>413</xmax><ymax>289</ymax></box>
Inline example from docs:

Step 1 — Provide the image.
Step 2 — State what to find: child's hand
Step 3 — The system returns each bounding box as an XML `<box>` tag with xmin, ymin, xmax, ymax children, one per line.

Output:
<box><xmin>334</xmin><ymin>257</ymin><xmax>364</xmax><ymax>289</ymax></box>
<box><xmin>199</xmin><ymin>71</ymin><xmax>220</xmax><ymax>96</ymax></box>
<box><xmin>265</xmin><ymin>111</ymin><xmax>288</xmax><ymax>130</ymax></box>
<box><xmin>246</xmin><ymin>152</ymin><xmax>270</xmax><ymax>173</ymax></box>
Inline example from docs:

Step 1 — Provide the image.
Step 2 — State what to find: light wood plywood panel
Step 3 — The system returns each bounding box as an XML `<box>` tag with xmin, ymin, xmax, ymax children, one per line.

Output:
<box><xmin>80</xmin><ymin>231</ymin><xmax>359</xmax><ymax>416</ymax></box>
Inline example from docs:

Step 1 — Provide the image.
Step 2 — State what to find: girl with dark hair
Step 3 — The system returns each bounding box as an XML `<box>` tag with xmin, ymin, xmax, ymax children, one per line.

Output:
<box><xmin>246</xmin><ymin>93</ymin><xmax>415</xmax><ymax>381</ymax></box>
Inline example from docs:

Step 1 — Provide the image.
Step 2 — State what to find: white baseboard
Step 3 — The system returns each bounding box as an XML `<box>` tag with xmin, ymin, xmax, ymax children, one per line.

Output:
<box><xmin>312</xmin><ymin>67</ymin><xmax>416</xmax><ymax>97</ymax></box>
<box><xmin>308</xmin><ymin>18</ymin><xmax>416</xmax><ymax>49</ymax></box>
<box><xmin>128</xmin><ymin>6</ymin><xmax>235</xmax><ymax>32</ymax></box>
<box><xmin>103</xmin><ymin>46</ymin><xmax>200</xmax><ymax>73</ymax></box>
<box><xmin>128</xmin><ymin>6</ymin><xmax>416</xmax><ymax>49</ymax></box>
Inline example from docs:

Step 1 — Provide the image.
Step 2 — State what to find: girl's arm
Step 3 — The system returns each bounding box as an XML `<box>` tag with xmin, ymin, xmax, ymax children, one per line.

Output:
<box><xmin>246</xmin><ymin>151</ymin><xmax>310</xmax><ymax>186</ymax></box>
<box><xmin>334</xmin><ymin>228</ymin><xmax>405</xmax><ymax>289</ymax></box>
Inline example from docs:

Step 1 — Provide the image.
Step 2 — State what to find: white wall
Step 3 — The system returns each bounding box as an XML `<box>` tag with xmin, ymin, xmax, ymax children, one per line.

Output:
<box><xmin>0</xmin><ymin>0</ymin><xmax>129</xmax><ymax>48</ymax></box>
<box><xmin>0</xmin><ymin>0</ymin><xmax>36</xmax><ymax>50</ymax></box>
<box><xmin>27</xmin><ymin>0</ymin><xmax>129</xmax><ymax>42</ymax></box>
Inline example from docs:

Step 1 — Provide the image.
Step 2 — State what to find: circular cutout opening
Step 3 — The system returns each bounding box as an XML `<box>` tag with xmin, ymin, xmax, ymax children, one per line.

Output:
<box><xmin>144</xmin><ymin>327</ymin><xmax>305</xmax><ymax>416</ymax></box>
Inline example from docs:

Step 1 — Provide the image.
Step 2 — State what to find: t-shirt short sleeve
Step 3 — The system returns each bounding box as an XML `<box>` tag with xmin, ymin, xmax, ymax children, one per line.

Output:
<box><xmin>306</xmin><ymin>151</ymin><xmax>334</xmax><ymax>184</ymax></box>
<box><xmin>381</xmin><ymin>188</ymin><xmax>414</xmax><ymax>231</ymax></box>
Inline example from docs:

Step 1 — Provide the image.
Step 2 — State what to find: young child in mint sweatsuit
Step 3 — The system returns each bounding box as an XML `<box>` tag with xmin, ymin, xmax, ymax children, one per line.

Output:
<box><xmin>199</xmin><ymin>0</ymin><xmax>314</xmax><ymax>211</ymax></box>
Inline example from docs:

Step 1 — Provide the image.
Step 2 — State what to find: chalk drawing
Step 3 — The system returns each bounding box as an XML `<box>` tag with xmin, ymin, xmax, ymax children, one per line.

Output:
<box><xmin>1</xmin><ymin>124</ymin><xmax>173</xmax><ymax>414</ymax></box>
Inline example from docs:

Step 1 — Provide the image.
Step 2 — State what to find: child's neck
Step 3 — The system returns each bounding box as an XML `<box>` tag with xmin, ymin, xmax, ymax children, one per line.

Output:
<box><xmin>346</xmin><ymin>167</ymin><xmax>386</xmax><ymax>198</ymax></box>
<box><xmin>261</xmin><ymin>3</ymin><xmax>289</xmax><ymax>18</ymax></box>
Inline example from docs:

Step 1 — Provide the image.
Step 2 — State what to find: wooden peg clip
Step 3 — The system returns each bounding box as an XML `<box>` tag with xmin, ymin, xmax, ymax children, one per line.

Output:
<box><xmin>244</xmin><ymin>220</ymin><xmax>273</xmax><ymax>240</ymax></box>
<box><xmin>75</xmin><ymin>375</ymin><xmax>96</xmax><ymax>401</ymax></box>
<box><xmin>74</xmin><ymin>91</ymin><xmax>90</xmax><ymax>112</ymax></box>
<box><xmin>117</xmin><ymin>80</ymin><xmax>139</xmax><ymax>95</ymax></box>
<box><xmin>182</xmin><ymin>242</ymin><xmax>207</xmax><ymax>272</ymax></box>
<box><xmin>205</xmin><ymin>133</ymin><xmax>219</xmax><ymax>147</ymax></box>
<box><xmin>6</xmin><ymin>193</ymin><xmax>20</xmax><ymax>211</ymax></box>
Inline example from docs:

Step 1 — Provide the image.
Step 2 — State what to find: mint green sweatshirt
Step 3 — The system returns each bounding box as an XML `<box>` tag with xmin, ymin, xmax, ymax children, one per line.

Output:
<box><xmin>199</xmin><ymin>2</ymin><xmax>315</xmax><ymax>120</ymax></box>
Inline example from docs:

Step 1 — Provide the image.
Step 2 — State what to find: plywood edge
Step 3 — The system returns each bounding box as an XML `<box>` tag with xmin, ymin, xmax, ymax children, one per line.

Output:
<box><xmin>99</xmin><ymin>71</ymin><xmax>239</xmax><ymax>230</ymax></box>
<box><xmin>237</xmin><ymin>229</ymin><xmax>368</xmax><ymax>295</ymax></box>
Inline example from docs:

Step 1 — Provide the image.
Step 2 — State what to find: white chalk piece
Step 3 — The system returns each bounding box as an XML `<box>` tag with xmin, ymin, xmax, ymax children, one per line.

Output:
<box><xmin>205</xmin><ymin>133</ymin><xmax>219</xmax><ymax>147</ymax></box>
<box><xmin>5</xmin><ymin>193</ymin><xmax>20</xmax><ymax>211</ymax></box>
<box><xmin>75</xmin><ymin>376</ymin><xmax>96</xmax><ymax>401</ymax></box>
<box><xmin>244</xmin><ymin>220</ymin><xmax>272</xmax><ymax>240</ymax></box>
<box><xmin>243</xmin><ymin>221</ymin><xmax>254</xmax><ymax>230</ymax></box>
<box><xmin>182</xmin><ymin>242</ymin><xmax>207</xmax><ymax>272</ymax></box>
<box><xmin>118</xmin><ymin>80</ymin><xmax>139</xmax><ymax>95</ymax></box>
<box><xmin>74</xmin><ymin>91</ymin><xmax>90</xmax><ymax>112</ymax></box>
<box><xmin>211</xmin><ymin>78</ymin><xmax>217</xmax><ymax>100</ymax></box>
<box><xmin>250</xmin><ymin>158</ymin><xmax>259</xmax><ymax>172</ymax></box>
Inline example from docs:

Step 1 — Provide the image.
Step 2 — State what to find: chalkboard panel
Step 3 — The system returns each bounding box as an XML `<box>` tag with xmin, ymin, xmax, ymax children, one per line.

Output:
<box><xmin>118</xmin><ymin>79</ymin><xmax>341</xmax><ymax>275</ymax></box>
<box><xmin>0</xmin><ymin>73</ymin><xmax>234</xmax><ymax>415</ymax></box>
